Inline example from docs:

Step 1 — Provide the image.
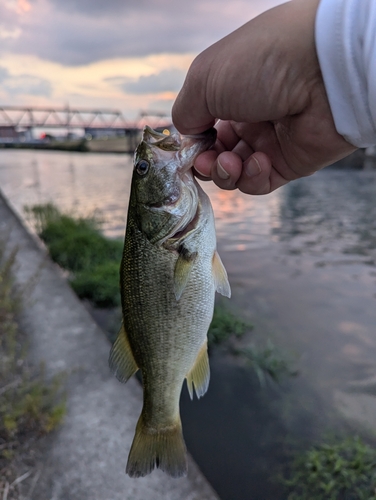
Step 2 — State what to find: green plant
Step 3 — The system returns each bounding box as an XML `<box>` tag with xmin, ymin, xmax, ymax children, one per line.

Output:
<box><xmin>283</xmin><ymin>436</ymin><xmax>376</xmax><ymax>499</ymax></box>
<box><xmin>24</xmin><ymin>202</ymin><xmax>61</xmax><ymax>235</ymax></box>
<box><xmin>25</xmin><ymin>204</ymin><xmax>123</xmax><ymax>307</ymax></box>
<box><xmin>25</xmin><ymin>204</ymin><xmax>122</xmax><ymax>272</ymax></box>
<box><xmin>0</xmin><ymin>247</ymin><xmax>66</xmax><ymax>495</ymax></box>
<box><xmin>71</xmin><ymin>261</ymin><xmax>121</xmax><ymax>307</ymax></box>
<box><xmin>237</xmin><ymin>340</ymin><xmax>298</xmax><ymax>386</ymax></box>
<box><xmin>0</xmin><ymin>250</ymin><xmax>19</xmax><ymax>378</ymax></box>
<box><xmin>207</xmin><ymin>305</ymin><xmax>252</xmax><ymax>346</ymax></box>
<box><xmin>0</xmin><ymin>373</ymin><xmax>66</xmax><ymax>440</ymax></box>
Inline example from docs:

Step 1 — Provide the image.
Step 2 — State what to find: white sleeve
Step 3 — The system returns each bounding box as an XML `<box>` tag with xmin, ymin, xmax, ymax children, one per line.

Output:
<box><xmin>315</xmin><ymin>0</ymin><xmax>376</xmax><ymax>147</ymax></box>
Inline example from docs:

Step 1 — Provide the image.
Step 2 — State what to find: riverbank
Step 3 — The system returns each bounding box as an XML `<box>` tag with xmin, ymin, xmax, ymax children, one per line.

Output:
<box><xmin>0</xmin><ymin>191</ymin><xmax>219</xmax><ymax>500</ymax></box>
<box><xmin>0</xmin><ymin>133</ymin><xmax>141</xmax><ymax>154</ymax></box>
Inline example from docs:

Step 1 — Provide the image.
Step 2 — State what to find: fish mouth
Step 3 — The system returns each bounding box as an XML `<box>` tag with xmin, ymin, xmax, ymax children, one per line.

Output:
<box><xmin>178</xmin><ymin>128</ymin><xmax>217</xmax><ymax>174</ymax></box>
<box><xmin>139</xmin><ymin>126</ymin><xmax>216</xmax><ymax>176</ymax></box>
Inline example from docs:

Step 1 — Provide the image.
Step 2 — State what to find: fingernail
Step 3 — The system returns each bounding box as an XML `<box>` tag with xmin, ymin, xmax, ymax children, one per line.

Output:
<box><xmin>245</xmin><ymin>156</ymin><xmax>262</xmax><ymax>178</ymax></box>
<box><xmin>194</xmin><ymin>166</ymin><xmax>210</xmax><ymax>178</ymax></box>
<box><xmin>216</xmin><ymin>159</ymin><xmax>230</xmax><ymax>180</ymax></box>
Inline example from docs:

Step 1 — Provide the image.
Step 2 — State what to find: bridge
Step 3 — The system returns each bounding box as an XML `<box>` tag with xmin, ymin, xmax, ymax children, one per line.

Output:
<box><xmin>0</xmin><ymin>106</ymin><xmax>172</xmax><ymax>131</ymax></box>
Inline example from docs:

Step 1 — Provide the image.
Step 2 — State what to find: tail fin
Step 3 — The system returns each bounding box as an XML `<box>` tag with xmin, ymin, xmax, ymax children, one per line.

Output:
<box><xmin>126</xmin><ymin>414</ymin><xmax>187</xmax><ymax>478</ymax></box>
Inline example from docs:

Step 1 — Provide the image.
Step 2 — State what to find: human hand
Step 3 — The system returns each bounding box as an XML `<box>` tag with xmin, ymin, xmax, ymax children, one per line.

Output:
<box><xmin>172</xmin><ymin>0</ymin><xmax>357</xmax><ymax>195</ymax></box>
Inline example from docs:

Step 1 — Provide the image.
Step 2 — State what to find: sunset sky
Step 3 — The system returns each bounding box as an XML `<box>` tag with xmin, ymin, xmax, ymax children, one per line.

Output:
<box><xmin>0</xmin><ymin>0</ymin><xmax>284</xmax><ymax>120</ymax></box>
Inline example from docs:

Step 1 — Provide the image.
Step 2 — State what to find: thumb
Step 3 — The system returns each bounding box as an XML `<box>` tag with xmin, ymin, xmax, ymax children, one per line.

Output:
<box><xmin>172</xmin><ymin>54</ymin><xmax>216</xmax><ymax>135</ymax></box>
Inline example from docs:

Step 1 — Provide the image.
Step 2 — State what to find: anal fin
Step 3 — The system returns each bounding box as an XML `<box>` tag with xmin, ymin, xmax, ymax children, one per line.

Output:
<box><xmin>109</xmin><ymin>323</ymin><xmax>138</xmax><ymax>383</ymax></box>
<box><xmin>186</xmin><ymin>342</ymin><xmax>210</xmax><ymax>400</ymax></box>
<box><xmin>212</xmin><ymin>250</ymin><xmax>231</xmax><ymax>298</ymax></box>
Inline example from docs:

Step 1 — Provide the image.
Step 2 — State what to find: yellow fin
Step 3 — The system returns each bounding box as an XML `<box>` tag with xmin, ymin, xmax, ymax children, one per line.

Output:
<box><xmin>109</xmin><ymin>323</ymin><xmax>138</xmax><ymax>383</ymax></box>
<box><xmin>126</xmin><ymin>414</ymin><xmax>187</xmax><ymax>478</ymax></box>
<box><xmin>173</xmin><ymin>250</ymin><xmax>197</xmax><ymax>301</ymax></box>
<box><xmin>186</xmin><ymin>342</ymin><xmax>210</xmax><ymax>400</ymax></box>
<box><xmin>212</xmin><ymin>250</ymin><xmax>231</xmax><ymax>298</ymax></box>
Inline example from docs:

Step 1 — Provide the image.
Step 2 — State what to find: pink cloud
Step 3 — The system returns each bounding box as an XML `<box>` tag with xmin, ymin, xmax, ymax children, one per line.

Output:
<box><xmin>0</xmin><ymin>0</ymin><xmax>284</xmax><ymax>66</ymax></box>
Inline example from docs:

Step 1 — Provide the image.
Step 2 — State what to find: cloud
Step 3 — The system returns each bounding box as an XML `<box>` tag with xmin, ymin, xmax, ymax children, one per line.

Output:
<box><xmin>0</xmin><ymin>0</ymin><xmax>284</xmax><ymax>66</ymax></box>
<box><xmin>109</xmin><ymin>68</ymin><xmax>186</xmax><ymax>95</ymax></box>
<box><xmin>0</xmin><ymin>3</ymin><xmax>22</xmax><ymax>40</ymax></box>
<box><xmin>0</xmin><ymin>67</ymin><xmax>10</xmax><ymax>82</ymax></box>
<box><xmin>49</xmin><ymin>0</ymin><xmax>139</xmax><ymax>16</ymax></box>
<box><xmin>4</xmin><ymin>75</ymin><xmax>52</xmax><ymax>97</ymax></box>
<box><xmin>147</xmin><ymin>97</ymin><xmax>175</xmax><ymax>116</ymax></box>
<box><xmin>0</xmin><ymin>27</ymin><xmax>22</xmax><ymax>39</ymax></box>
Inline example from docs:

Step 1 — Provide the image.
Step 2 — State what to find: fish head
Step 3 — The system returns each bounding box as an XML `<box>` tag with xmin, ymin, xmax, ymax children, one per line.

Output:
<box><xmin>130</xmin><ymin>126</ymin><xmax>216</xmax><ymax>244</ymax></box>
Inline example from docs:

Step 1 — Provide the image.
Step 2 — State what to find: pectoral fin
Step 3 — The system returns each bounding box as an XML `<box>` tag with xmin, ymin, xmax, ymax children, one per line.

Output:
<box><xmin>173</xmin><ymin>248</ymin><xmax>198</xmax><ymax>301</ymax></box>
<box><xmin>186</xmin><ymin>342</ymin><xmax>210</xmax><ymax>400</ymax></box>
<box><xmin>109</xmin><ymin>323</ymin><xmax>138</xmax><ymax>383</ymax></box>
<box><xmin>212</xmin><ymin>250</ymin><xmax>231</xmax><ymax>298</ymax></box>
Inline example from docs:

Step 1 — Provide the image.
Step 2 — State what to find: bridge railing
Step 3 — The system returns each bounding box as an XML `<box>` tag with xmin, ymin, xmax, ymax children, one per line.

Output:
<box><xmin>0</xmin><ymin>106</ymin><xmax>172</xmax><ymax>130</ymax></box>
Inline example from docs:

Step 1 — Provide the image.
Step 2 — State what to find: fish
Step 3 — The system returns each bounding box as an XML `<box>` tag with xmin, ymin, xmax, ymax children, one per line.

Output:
<box><xmin>109</xmin><ymin>125</ymin><xmax>231</xmax><ymax>478</ymax></box>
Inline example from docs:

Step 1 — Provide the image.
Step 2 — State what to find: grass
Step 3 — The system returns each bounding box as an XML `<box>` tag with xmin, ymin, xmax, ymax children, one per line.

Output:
<box><xmin>71</xmin><ymin>261</ymin><xmax>121</xmax><ymax>308</ymax></box>
<box><xmin>207</xmin><ymin>306</ymin><xmax>297</xmax><ymax>385</ymax></box>
<box><xmin>237</xmin><ymin>340</ymin><xmax>298</xmax><ymax>386</ymax></box>
<box><xmin>0</xmin><ymin>248</ymin><xmax>66</xmax><ymax>499</ymax></box>
<box><xmin>283</xmin><ymin>436</ymin><xmax>376</xmax><ymax>499</ymax></box>
<box><xmin>207</xmin><ymin>305</ymin><xmax>253</xmax><ymax>346</ymax></box>
<box><xmin>25</xmin><ymin>203</ymin><xmax>123</xmax><ymax>307</ymax></box>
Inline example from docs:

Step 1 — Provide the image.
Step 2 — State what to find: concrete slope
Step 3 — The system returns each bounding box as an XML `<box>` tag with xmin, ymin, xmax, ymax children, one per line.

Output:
<box><xmin>0</xmin><ymin>192</ymin><xmax>219</xmax><ymax>500</ymax></box>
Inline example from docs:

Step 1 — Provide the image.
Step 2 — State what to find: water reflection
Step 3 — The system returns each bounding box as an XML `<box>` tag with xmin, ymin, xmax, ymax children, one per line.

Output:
<box><xmin>0</xmin><ymin>150</ymin><xmax>133</xmax><ymax>238</ymax></box>
<box><xmin>275</xmin><ymin>170</ymin><xmax>376</xmax><ymax>261</ymax></box>
<box><xmin>7</xmin><ymin>151</ymin><xmax>376</xmax><ymax>260</ymax></box>
<box><xmin>204</xmin><ymin>183</ymin><xmax>281</xmax><ymax>251</ymax></box>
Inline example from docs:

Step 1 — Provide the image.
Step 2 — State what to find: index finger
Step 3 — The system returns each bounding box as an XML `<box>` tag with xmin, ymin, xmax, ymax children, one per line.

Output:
<box><xmin>172</xmin><ymin>56</ymin><xmax>215</xmax><ymax>135</ymax></box>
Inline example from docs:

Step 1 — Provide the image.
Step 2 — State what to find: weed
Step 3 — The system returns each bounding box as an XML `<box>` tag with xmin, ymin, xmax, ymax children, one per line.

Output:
<box><xmin>208</xmin><ymin>305</ymin><xmax>252</xmax><ymax>346</ymax></box>
<box><xmin>0</xmin><ymin>250</ymin><xmax>19</xmax><ymax>379</ymax></box>
<box><xmin>237</xmin><ymin>340</ymin><xmax>298</xmax><ymax>386</ymax></box>
<box><xmin>283</xmin><ymin>436</ymin><xmax>376</xmax><ymax>499</ymax></box>
<box><xmin>0</xmin><ymin>248</ymin><xmax>66</xmax><ymax>498</ymax></box>
<box><xmin>0</xmin><ymin>372</ymin><xmax>66</xmax><ymax>440</ymax></box>
<box><xmin>71</xmin><ymin>261</ymin><xmax>121</xmax><ymax>307</ymax></box>
<box><xmin>25</xmin><ymin>204</ymin><xmax>123</xmax><ymax>307</ymax></box>
<box><xmin>206</xmin><ymin>307</ymin><xmax>296</xmax><ymax>385</ymax></box>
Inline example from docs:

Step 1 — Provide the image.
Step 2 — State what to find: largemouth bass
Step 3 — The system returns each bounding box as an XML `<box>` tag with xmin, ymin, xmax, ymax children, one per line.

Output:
<box><xmin>109</xmin><ymin>126</ymin><xmax>231</xmax><ymax>478</ymax></box>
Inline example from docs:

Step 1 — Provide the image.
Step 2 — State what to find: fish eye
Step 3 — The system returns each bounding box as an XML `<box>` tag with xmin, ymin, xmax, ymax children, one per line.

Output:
<box><xmin>136</xmin><ymin>159</ymin><xmax>150</xmax><ymax>176</ymax></box>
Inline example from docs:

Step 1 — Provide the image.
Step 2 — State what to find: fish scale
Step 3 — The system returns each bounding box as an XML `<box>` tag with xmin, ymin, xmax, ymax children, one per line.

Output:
<box><xmin>109</xmin><ymin>126</ymin><xmax>231</xmax><ymax>478</ymax></box>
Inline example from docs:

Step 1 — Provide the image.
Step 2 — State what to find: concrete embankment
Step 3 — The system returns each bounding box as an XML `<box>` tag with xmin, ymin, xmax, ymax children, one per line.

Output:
<box><xmin>0</xmin><ymin>191</ymin><xmax>219</xmax><ymax>500</ymax></box>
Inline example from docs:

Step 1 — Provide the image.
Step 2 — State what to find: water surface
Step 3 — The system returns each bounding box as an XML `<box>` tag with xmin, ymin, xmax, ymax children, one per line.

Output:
<box><xmin>2</xmin><ymin>150</ymin><xmax>376</xmax><ymax>499</ymax></box>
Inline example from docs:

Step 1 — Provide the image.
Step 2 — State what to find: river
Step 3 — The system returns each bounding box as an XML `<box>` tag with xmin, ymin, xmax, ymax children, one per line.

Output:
<box><xmin>2</xmin><ymin>149</ymin><xmax>376</xmax><ymax>499</ymax></box>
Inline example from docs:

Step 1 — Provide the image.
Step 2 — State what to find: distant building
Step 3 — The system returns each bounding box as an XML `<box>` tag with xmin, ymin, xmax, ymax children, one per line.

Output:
<box><xmin>0</xmin><ymin>126</ymin><xmax>18</xmax><ymax>142</ymax></box>
<box><xmin>84</xmin><ymin>127</ymin><xmax>138</xmax><ymax>139</ymax></box>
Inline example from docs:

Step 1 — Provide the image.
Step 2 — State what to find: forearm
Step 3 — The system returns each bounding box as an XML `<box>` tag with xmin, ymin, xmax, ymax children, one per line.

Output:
<box><xmin>316</xmin><ymin>0</ymin><xmax>376</xmax><ymax>147</ymax></box>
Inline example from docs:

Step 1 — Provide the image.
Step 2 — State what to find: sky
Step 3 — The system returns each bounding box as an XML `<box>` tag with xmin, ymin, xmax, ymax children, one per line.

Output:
<box><xmin>0</xmin><ymin>0</ymin><xmax>284</xmax><ymax>121</ymax></box>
